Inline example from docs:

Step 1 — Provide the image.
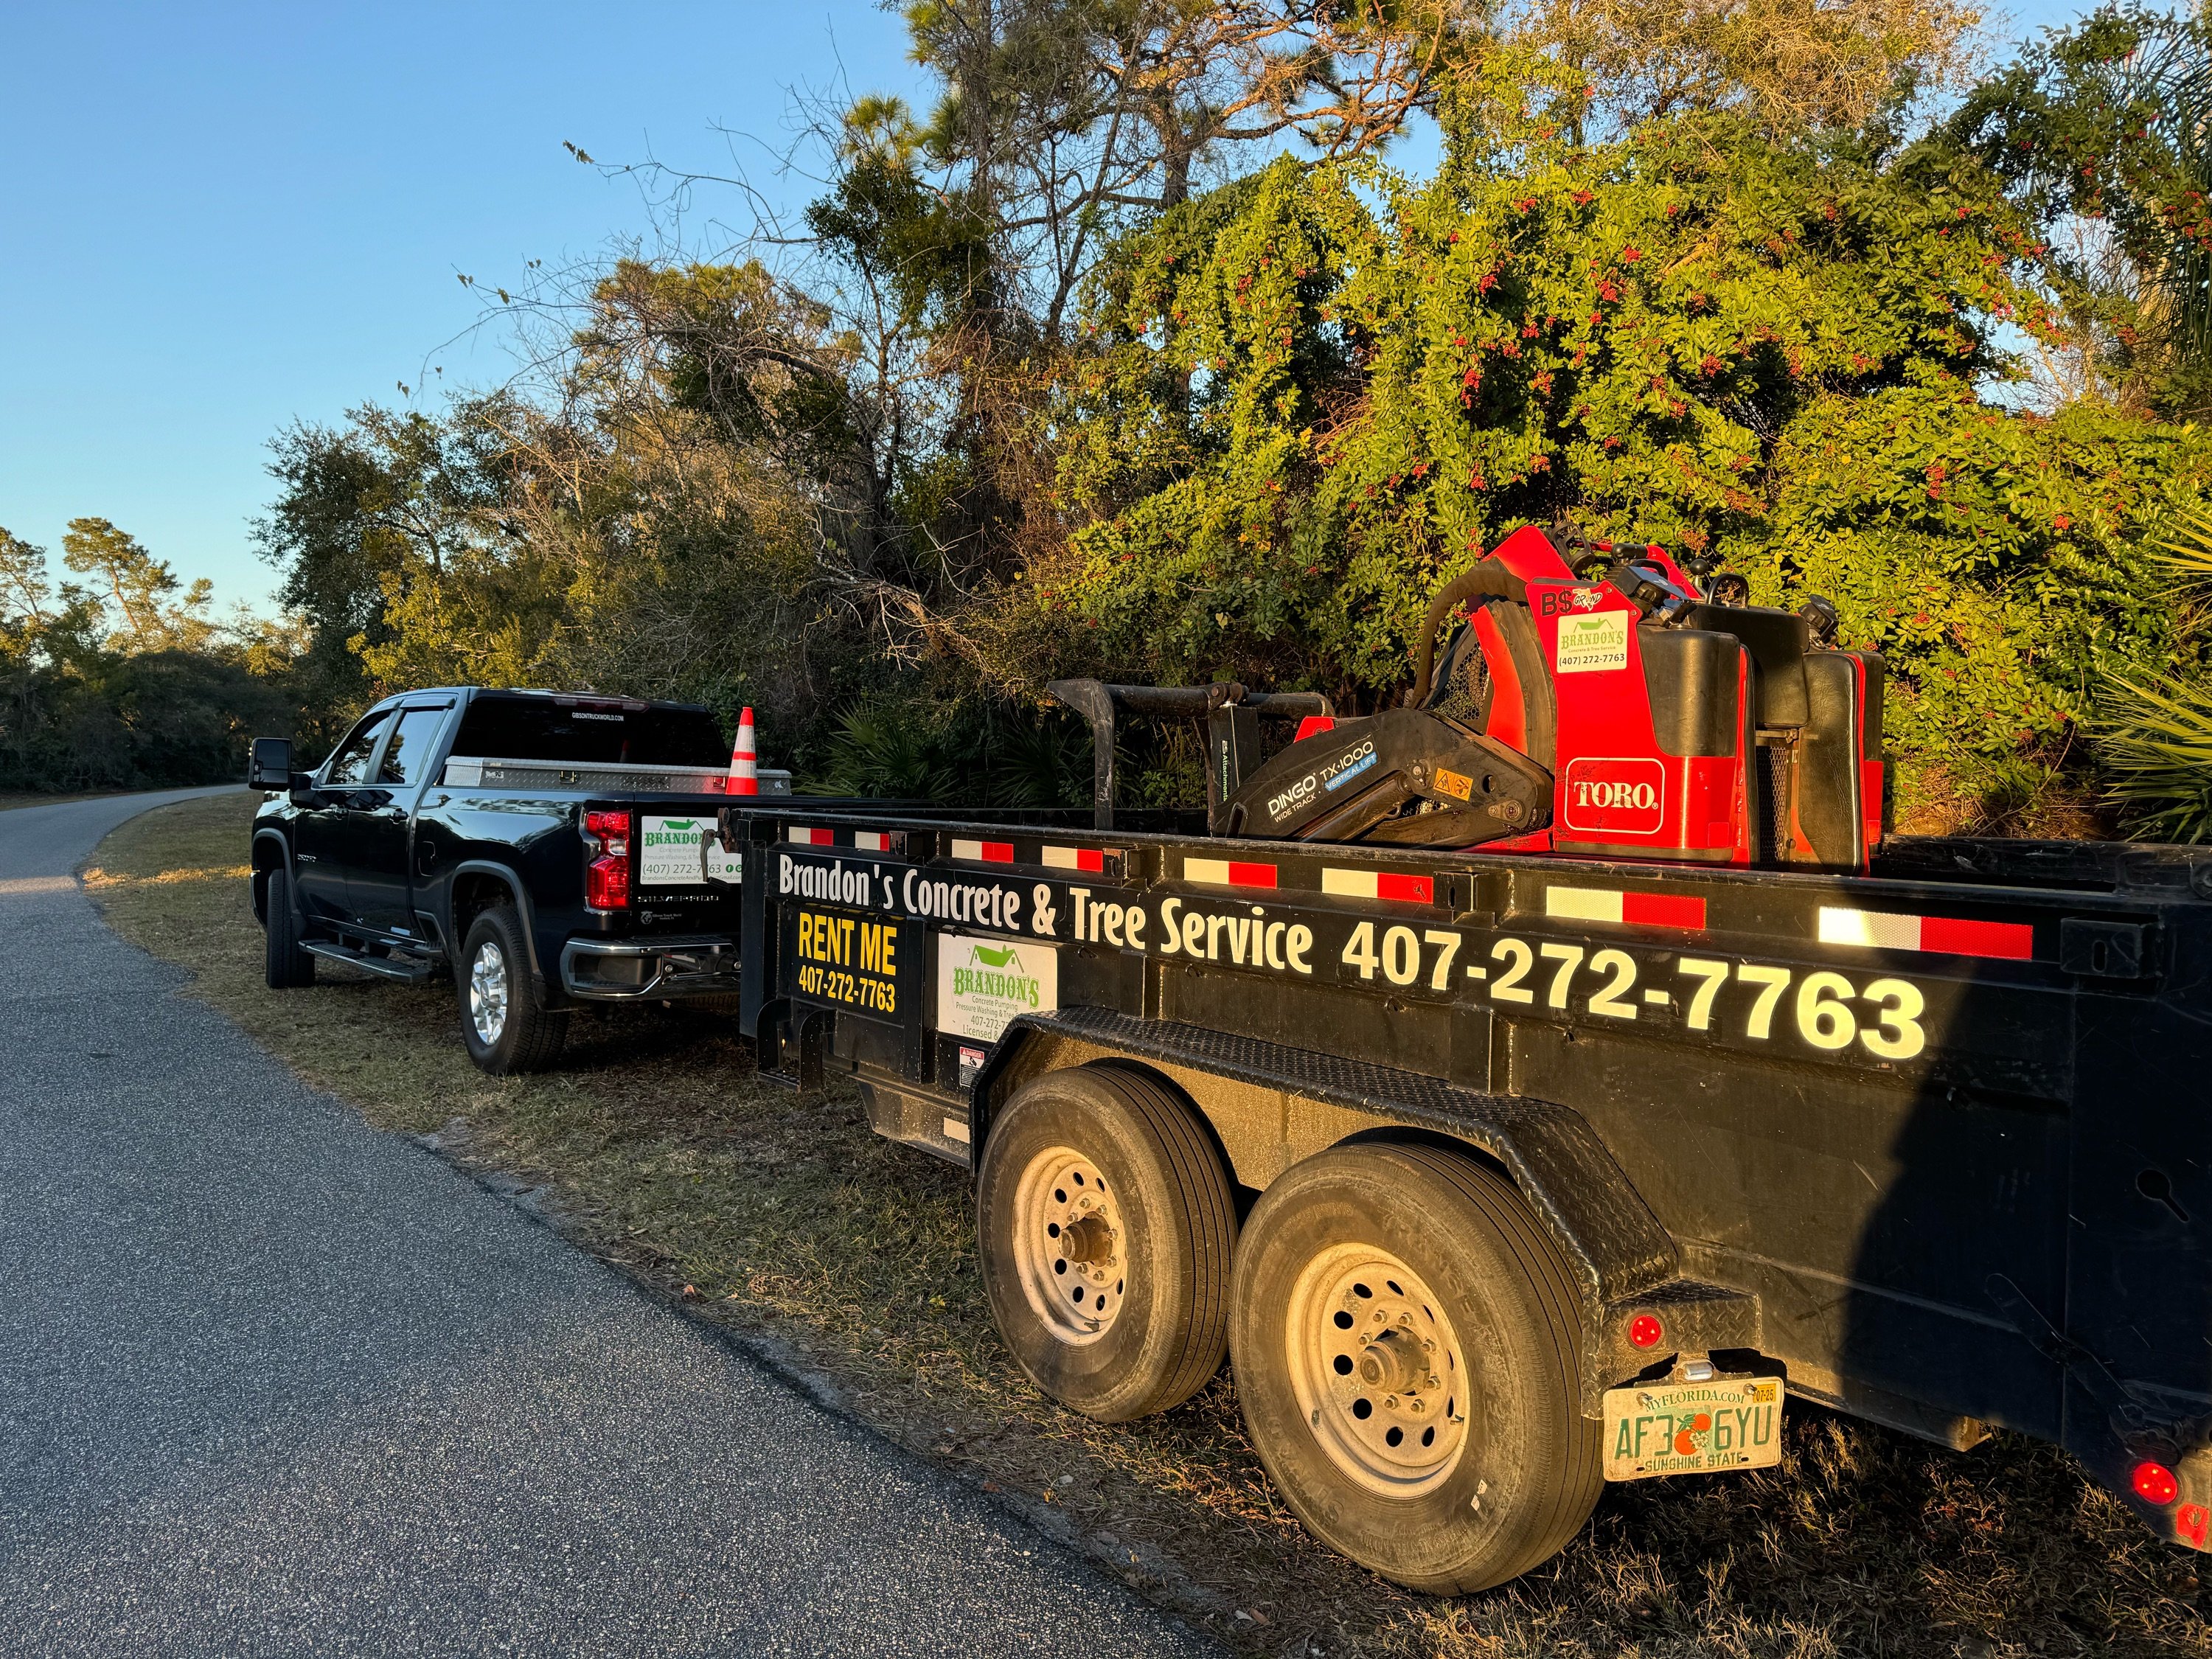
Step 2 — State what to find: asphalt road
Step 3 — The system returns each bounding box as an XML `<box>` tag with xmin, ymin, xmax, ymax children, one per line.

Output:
<box><xmin>0</xmin><ymin>788</ymin><xmax>1215</xmax><ymax>1658</ymax></box>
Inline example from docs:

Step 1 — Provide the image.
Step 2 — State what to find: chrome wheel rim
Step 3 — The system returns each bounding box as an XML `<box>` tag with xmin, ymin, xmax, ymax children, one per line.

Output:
<box><xmin>1286</xmin><ymin>1242</ymin><xmax>1468</xmax><ymax>1497</ymax></box>
<box><xmin>468</xmin><ymin>941</ymin><xmax>509</xmax><ymax>1046</ymax></box>
<box><xmin>1010</xmin><ymin>1146</ymin><xmax>1126</xmax><ymax>1346</ymax></box>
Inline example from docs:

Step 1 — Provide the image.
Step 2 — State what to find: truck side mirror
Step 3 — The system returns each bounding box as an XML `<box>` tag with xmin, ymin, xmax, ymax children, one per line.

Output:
<box><xmin>248</xmin><ymin>737</ymin><xmax>294</xmax><ymax>791</ymax></box>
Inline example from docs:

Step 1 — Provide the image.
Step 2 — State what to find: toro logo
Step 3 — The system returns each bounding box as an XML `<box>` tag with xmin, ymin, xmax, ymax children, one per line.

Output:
<box><xmin>1562</xmin><ymin>757</ymin><xmax>1666</xmax><ymax>835</ymax></box>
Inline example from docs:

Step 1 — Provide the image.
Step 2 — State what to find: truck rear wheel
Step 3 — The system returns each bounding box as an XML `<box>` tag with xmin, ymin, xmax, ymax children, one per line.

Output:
<box><xmin>978</xmin><ymin>1065</ymin><xmax>1235</xmax><ymax>1422</ymax></box>
<box><xmin>457</xmin><ymin>905</ymin><xmax>567</xmax><ymax>1074</ymax></box>
<box><xmin>262</xmin><ymin>865</ymin><xmax>316</xmax><ymax>989</ymax></box>
<box><xmin>1228</xmin><ymin>1141</ymin><xmax>1602</xmax><ymax>1593</ymax></box>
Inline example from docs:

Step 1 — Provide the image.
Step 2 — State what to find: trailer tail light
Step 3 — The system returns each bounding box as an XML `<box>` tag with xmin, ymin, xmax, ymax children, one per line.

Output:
<box><xmin>1627</xmin><ymin>1314</ymin><xmax>1664</xmax><ymax>1349</ymax></box>
<box><xmin>584</xmin><ymin>809</ymin><xmax>632</xmax><ymax>911</ymax></box>
<box><xmin>2133</xmin><ymin>1461</ymin><xmax>2180</xmax><ymax>1506</ymax></box>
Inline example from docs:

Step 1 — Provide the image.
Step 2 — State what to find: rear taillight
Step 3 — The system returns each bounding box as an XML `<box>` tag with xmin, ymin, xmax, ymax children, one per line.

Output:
<box><xmin>584</xmin><ymin>809</ymin><xmax>631</xmax><ymax>911</ymax></box>
<box><xmin>2134</xmin><ymin>1461</ymin><xmax>2180</xmax><ymax>1506</ymax></box>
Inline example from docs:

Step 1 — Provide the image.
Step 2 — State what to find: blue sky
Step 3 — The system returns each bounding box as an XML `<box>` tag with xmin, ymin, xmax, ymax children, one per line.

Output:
<box><xmin>0</xmin><ymin>2</ymin><xmax>927</xmax><ymax>611</ymax></box>
<box><xmin>1</xmin><ymin>1</ymin><xmax>2092</xmax><ymax>614</ymax></box>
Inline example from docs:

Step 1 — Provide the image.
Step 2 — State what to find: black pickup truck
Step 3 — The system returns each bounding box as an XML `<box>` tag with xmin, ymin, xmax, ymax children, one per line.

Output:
<box><xmin>247</xmin><ymin>686</ymin><xmax>783</xmax><ymax>1073</ymax></box>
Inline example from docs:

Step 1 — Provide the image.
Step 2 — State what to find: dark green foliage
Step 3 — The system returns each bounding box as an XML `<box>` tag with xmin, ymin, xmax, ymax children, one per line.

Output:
<box><xmin>804</xmin><ymin>692</ymin><xmax>1091</xmax><ymax>808</ymax></box>
<box><xmin>1046</xmin><ymin>105</ymin><xmax>2212</xmax><ymax>825</ymax></box>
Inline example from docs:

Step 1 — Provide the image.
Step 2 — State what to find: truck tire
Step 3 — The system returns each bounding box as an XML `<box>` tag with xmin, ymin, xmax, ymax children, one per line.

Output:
<box><xmin>457</xmin><ymin>905</ymin><xmax>567</xmax><ymax>1074</ymax></box>
<box><xmin>262</xmin><ymin>865</ymin><xmax>316</xmax><ymax>989</ymax></box>
<box><xmin>1228</xmin><ymin>1141</ymin><xmax>1602</xmax><ymax>1593</ymax></box>
<box><xmin>978</xmin><ymin>1064</ymin><xmax>1236</xmax><ymax>1422</ymax></box>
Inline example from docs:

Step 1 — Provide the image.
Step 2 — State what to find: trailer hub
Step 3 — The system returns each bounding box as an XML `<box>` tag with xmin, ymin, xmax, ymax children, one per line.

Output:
<box><xmin>1287</xmin><ymin>1243</ymin><xmax>1468</xmax><ymax>1497</ymax></box>
<box><xmin>1010</xmin><ymin>1146</ymin><xmax>1127</xmax><ymax>1346</ymax></box>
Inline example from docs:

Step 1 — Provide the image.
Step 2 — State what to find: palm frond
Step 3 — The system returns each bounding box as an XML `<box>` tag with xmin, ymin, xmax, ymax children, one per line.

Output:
<box><xmin>2098</xmin><ymin>668</ymin><xmax>2212</xmax><ymax>842</ymax></box>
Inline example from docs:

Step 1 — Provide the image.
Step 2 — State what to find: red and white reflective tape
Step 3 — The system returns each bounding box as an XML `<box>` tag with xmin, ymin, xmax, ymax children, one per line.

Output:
<box><xmin>852</xmin><ymin>830</ymin><xmax>891</xmax><ymax>852</ymax></box>
<box><xmin>1546</xmin><ymin>886</ymin><xmax>1707</xmax><ymax>931</ymax></box>
<box><xmin>1321</xmin><ymin>868</ymin><xmax>1435</xmax><ymax>905</ymax></box>
<box><xmin>786</xmin><ymin>826</ymin><xmax>835</xmax><ymax>846</ymax></box>
<box><xmin>1818</xmin><ymin>906</ymin><xmax>2034</xmax><ymax>961</ymax></box>
<box><xmin>1041</xmin><ymin>845</ymin><xmax>1107</xmax><ymax>873</ymax></box>
<box><xmin>950</xmin><ymin>838</ymin><xmax>1015</xmax><ymax>864</ymax></box>
<box><xmin>1183</xmin><ymin>856</ymin><xmax>1279</xmax><ymax>890</ymax></box>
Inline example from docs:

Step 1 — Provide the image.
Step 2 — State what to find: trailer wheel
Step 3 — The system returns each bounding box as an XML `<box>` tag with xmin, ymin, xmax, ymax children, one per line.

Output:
<box><xmin>978</xmin><ymin>1065</ymin><xmax>1235</xmax><ymax>1422</ymax></box>
<box><xmin>457</xmin><ymin>905</ymin><xmax>567</xmax><ymax>1074</ymax></box>
<box><xmin>1228</xmin><ymin>1141</ymin><xmax>1601</xmax><ymax>1593</ymax></box>
<box><xmin>262</xmin><ymin>865</ymin><xmax>316</xmax><ymax>989</ymax></box>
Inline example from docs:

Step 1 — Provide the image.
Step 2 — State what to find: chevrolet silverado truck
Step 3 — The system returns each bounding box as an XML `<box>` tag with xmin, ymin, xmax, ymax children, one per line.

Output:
<box><xmin>246</xmin><ymin>686</ymin><xmax>783</xmax><ymax>1074</ymax></box>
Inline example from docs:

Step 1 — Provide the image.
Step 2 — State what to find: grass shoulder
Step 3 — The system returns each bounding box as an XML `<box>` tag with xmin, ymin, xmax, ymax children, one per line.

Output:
<box><xmin>86</xmin><ymin>793</ymin><xmax>2208</xmax><ymax>1659</ymax></box>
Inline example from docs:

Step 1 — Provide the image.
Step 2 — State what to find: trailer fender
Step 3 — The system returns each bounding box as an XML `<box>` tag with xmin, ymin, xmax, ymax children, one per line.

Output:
<box><xmin>973</xmin><ymin>1007</ymin><xmax>1761</xmax><ymax>1413</ymax></box>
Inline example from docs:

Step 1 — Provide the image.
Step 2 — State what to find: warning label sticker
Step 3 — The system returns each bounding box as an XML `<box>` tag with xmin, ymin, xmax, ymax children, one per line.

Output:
<box><xmin>1556</xmin><ymin>611</ymin><xmax>1629</xmax><ymax>674</ymax></box>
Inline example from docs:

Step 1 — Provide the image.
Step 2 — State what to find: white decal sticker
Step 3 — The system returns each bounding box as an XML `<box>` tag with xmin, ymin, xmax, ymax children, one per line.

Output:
<box><xmin>936</xmin><ymin>931</ymin><xmax>1058</xmax><ymax>1042</ymax></box>
<box><xmin>640</xmin><ymin>817</ymin><xmax>742</xmax><ymax>886</ymax></box>
<box><xmin>1557</xmin><ymin>611</ymin><xmax>1629</xmax><ymax>674</ymax></box>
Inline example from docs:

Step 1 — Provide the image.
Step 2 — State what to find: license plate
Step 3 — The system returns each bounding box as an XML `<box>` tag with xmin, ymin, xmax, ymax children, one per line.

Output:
<box><xmin>1601</xmin><ymin>1374</ymin><xmax>1784</xmax><ymax>1481</ymax></box>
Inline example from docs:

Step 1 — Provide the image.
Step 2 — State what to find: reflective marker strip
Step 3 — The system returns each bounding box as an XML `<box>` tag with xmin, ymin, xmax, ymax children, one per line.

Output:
<box><xmin>950</xmin><ymin>838</ymin><xmax>1015</xmax><ymax>863</ymax></box>
<box><xmin>1041</xmin><ymin>845</ymin><xmax>1106</xmax><ymax>873</ymax></box>
<box><xmin>786</xmin><ymin>826</ymin><xmax>835</xmax><ymax>846</ymax></box>
<box><xmin>1547</xmin><ymin>887</ymin><xmax>1707</xmax><ymax>930</ymax></box>
<box><xmin>852</xmin><ymin>830</ymin><xmax>889</xmax><ymax>852</ymax></box>
<box><xmin>1818</xmin><ymin>907</ymin><xmax>2034</xmax><ymax>960</ymax></box>
<box><xmin>1185</xmin><ymin>857</ymin><xmax>1279</xmax><ymax>889</ymax></box>
<box><xmin>1321</xmin><ymin>869</ymin><xmax>1435</xmax><ymax>904</ymax></box>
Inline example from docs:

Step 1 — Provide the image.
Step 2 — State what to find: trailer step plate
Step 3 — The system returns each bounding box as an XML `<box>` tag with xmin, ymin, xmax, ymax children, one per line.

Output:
<box><xmin>1602</xmin><ymin>1375</ymin><xmax>1784</xmax><ymax>1481</ymax></box>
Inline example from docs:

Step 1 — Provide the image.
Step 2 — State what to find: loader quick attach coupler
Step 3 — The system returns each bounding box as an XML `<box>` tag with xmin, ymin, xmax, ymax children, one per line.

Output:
<box><xmin>1216</xmin><ymin>707</ymin><xmax>1552</xmax><ymax>845</ymax></box>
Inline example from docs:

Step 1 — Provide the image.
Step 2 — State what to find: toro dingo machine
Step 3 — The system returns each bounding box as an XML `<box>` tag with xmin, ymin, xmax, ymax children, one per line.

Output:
<box><xmin>1051</xmin><ymin>524</ymin><xmax>1883</xmax><ymax>869</ymax></box>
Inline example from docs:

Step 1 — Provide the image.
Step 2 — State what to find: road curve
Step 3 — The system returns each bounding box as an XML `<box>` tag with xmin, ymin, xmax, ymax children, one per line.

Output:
<box><xmin>0</xmin><ymin>788</ymin><xmax>1214</xmax><ymax>1658</ymax></box>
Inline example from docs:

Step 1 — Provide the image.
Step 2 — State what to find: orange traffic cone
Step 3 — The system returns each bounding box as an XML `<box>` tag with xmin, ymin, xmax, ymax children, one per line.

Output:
<box><xmin>727</xmin><ymin>706</ymin><xmax>759</xmax><ymax>796</ymax></box>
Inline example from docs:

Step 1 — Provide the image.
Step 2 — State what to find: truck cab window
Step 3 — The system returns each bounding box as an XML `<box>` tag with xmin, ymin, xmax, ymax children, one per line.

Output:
<box><xmin>323</xmin><ymin>712</ymin><xmax>390</xmax><ymax>787</ymax></box>
<box><xmin>377</xmin><ymin>707</ymin><xmax>449</xmax><ymax>786</ymax></box>
<box><xmin>449</xmin><ymin>696</ymin><xmax>724</xmax><ymax>767</ymax></box>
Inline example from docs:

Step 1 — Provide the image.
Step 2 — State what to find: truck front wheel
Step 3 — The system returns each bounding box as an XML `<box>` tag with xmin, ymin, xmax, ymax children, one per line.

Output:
<box><xmin>262</xmin><ymin>865</ymin><xmax>316</xmax><ymax>989</ymax></box>
<box><xmin>978</xmin><ymin>1065</ymin><xmax>1236</xmax><ymax>1422</ymax></box>
<box><xmin>457</xmin><ymin>905</ymin><xmax>567</xmax><ymax>1074</ymax></box>
<box><xmin>1228</xmin><ymin>1141</ymin><xmax>1602</xmax><ymax>1593</ymax></box>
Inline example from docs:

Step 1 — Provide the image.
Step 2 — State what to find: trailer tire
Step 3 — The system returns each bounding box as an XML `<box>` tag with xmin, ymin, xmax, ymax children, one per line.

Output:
<box><xmin>1228</xmin><ymin>1141</ymin><xmax>1602</xmax><ymax>1593</ymax></box>
<box><xmin>978</xmin><ymin>1065</ymin><xmax>1235</xmax><ymax>1423</ymax></box>
<box><xmin>262</xmin><ymin>865</ymin><xmax>316</xmax><ymax>989</ymax></box>
<box><xmin>457</xmin><ymin>905</ymin><xmax>567</xmax><ymax>1074</ymax></box>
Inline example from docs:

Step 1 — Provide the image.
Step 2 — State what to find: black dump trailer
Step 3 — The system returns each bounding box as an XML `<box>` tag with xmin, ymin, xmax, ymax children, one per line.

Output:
<box><xmin>717</xmin><ymin>803</ymin><xmax>2212</xmax><ymax>1592</ymax></box>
